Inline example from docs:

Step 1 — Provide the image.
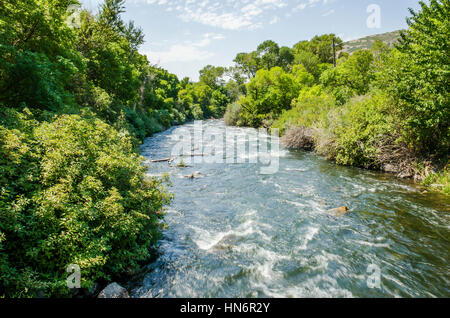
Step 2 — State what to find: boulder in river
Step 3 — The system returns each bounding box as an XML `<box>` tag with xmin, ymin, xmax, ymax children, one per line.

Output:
<box><xmin>211</xmin><ymin>234</ymin><xmax>239</xmax><ymax>252</ymax></box>
<box><xmin>98</xmin><ymin>283</ymin><xmax>129</xmax><ymax>298</ymax></box>
<box><xmin>185</xmin><ymin>171</ymin><xmax>204</xmax><ymax>179</ymax></box>
<box><xmin>326</xmin><ymin>206</ymin><xmax>349</xmax><ymax>217</ymax></box>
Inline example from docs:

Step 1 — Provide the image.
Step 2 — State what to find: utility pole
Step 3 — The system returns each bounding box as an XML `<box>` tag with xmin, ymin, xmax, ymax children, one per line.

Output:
<box><xmin>332</xmin><ymin>37</ymin><xmax>336</xmax><ymax>68</ymax></box>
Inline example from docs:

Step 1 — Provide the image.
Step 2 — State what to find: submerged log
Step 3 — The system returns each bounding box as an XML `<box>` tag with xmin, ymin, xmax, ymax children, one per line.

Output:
<box><xmin>185</xmin><ymin>153</ymin><xmax>206</xmax><ymax>157</ymax></box>
<box><xmin>151</xmin><ymin>158</ymin><xmax>172</xmax><ymax>163</ymax></box>
<box><xmin>151</xmin><ymin>153</ymin><xmax>206</xmax><ymax>163</ymax></box>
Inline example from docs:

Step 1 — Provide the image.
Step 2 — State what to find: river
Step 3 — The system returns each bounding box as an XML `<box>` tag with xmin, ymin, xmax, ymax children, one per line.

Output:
<box><xmin>129</xmin><ymin>120</ymin><xmax>449</xmax><ymax>298</ymax></box>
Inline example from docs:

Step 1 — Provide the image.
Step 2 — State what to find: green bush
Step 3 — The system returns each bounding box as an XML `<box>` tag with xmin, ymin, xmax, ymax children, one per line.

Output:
<box><xmin>0</xmin><ymin>46</ymin><xmax>74</xmax><ymax>112</ymax></box>
<box><xmin>237</xmin><ymin>66</ymin><xmax>313</xmax><ymax>127</ymax></box>
<box><xmin>378</xmin><ymin>0</ymin><xmax>449</xmax><ymax>154</ymax></box>
<box><xmin>191</xmin><ymin>104</ymin><xmax>204</xmax><ymax>120</ymax></box>
<box><xmin>422</xmin><ymin>165</ymin><xmax>450</xmax><ymax>195</ymax></box>
<box><xmin>272</xmin><ymin>86</ymin><xmax>336</xmax><ymax>136</ymax></box>
<box><xmin>224</xmin><ymin>102</ymin><xmax>243</xmax><ymax>126</ymax></box>
<box><xmin>320</xmin><ymin>49</ymin><xmax>375</xmax><ymax>105</ymax></box>
<box><xmin>0</xmin><ymin>109</ymin><xmax>172</xmax><ymax>297</ymax></box>
<box><xmin>330</xmin><ymin>93</ymin><xmax>395</xmax><ymax>168</ymax></box>
<box><xmin>274</xmin><ymin>89</ymin><xmax>398</xmax><ymax>170</ymax></box>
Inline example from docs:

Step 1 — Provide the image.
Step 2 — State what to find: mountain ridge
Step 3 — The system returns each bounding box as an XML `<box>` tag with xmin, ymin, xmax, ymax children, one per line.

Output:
<box><xmin>340</xmin><ymin>30</ymin><xmax>403</xmax><ymax>53</ymax></box>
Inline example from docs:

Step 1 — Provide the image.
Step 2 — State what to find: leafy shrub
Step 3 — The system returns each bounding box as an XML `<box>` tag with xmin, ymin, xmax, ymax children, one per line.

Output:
<box><xmin>224</xmin><ymin>102</ymin><xmax>243</xmax><ymax>126</ymax></box>
<box><xmin>320</xmin><ymin>49</ymin><xmax>375</xmax><ymax>105</ymax></box>
<box><xmin>0</xmin><ymin>47</ymin><xmax>73</xmax><ymax>111</ymax></box>
<box><xmin>273</xmin><ymin>86</ymin><xmax>336</xmax><ymax>136</ymax></box>
<box><xmin>422</xmin><ymin>165</ymin><xmax>450</xmax><ymax>195</ymax></box>
<box><xmin>191</xmin><ymin>104</ymin><xmax>204</xmax><ymax>120</ymax></box>
<box><xmin>0</xmin><ymin>109</ymin><xmax>172</xmax><ymax>297</ymax></box>
<box><xmin>330</xmin><ymin>93</ymin><xmax>395</xmax><ymax>168</ymax></box>
<box><xmin>170</xmin><ymin>108</ymin><xmax>186</xmax><ymax>126</ymax></box>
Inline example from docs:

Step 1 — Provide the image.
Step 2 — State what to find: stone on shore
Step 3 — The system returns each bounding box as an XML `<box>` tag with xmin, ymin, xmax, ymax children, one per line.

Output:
<box><xmin>98</xmin><ymin>283</ymin><xmax>129</xmax><ymax>298</ymax></box>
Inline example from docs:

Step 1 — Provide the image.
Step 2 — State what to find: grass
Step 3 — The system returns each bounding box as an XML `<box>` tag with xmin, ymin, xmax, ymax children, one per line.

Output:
<box><xmin>422</xmin><ymin>165</ymin><xmax>450</xmax><ymax>195</ymax></box>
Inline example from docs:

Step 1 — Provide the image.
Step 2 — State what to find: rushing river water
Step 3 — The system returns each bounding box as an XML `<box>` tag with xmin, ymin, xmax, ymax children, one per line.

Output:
<box><xmin>130</xmin><ymin>120</ymin><xmax>450</xmax><ymax>298</ymax></box>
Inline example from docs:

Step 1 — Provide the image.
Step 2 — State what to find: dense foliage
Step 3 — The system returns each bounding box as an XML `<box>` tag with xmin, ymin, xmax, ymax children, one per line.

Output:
<box><xmin>226</xmin><ymin>0</ymin><xmax>448</xmax><ymax>191</ymax></box>
<box><xmin>0</xmin><ymin>109</ymin><xmax>171</xmax><ymax>296</ymax></box>
<box><xmin>382</xmin><ymin>0</ymin><xmax>449</xmax><ymax>153</ymax></box>
<box><xmin>0</xmin><ymin>0</ymin><xmax>235</xmax><ymax>297</ymax></box>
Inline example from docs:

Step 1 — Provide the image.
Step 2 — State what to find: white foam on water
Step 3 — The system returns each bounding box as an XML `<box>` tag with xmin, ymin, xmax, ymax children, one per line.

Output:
<box><xmin>282</xmin><ymin>197</ymin><xmax>325</xmax><ymax>213</ymax></box>
<box><xmin>302</xmin><ymin>251</ymin><xmax>346</xmax><ymax>272</ymax></box>
<box><xmin>236</xmin><ymin>244</ymin><xmax>289</xmax><ymax>283</ymax></box>
<box><xmin>308</xmin><ymin>199</ymin><xmax>327</xmax><ymax>213</ymax></box>
<box><xmin>382</xmin><ymin>273</ymin><xmax>409</xmax><ymax>292</ymax></box>
<box><xmin>241</xmin><ymin>209</ymin><xmax>257</xmax><ymax>217</ymax></box>
<box><xmin>298</xmin><ymin>227</ymin><xmax>320</xmax><ymax>250</ymax></box>
<box><xmin>248</xmin><ymin>265</ymin><xmax>354</xmax><ymax>298</ymax></box>
<box><xmin>254</xmin><ymin>250</ymin><xmax>284</xmax><ymax>280</ymax></box>
<box><xmin>189</xmin><ymin>217</ymin><xmax>272</xmax><ymax>251</ymax></box>
<box><xmin>246</xmin><ymin>248</ymin><xmax>354</xmax><ymax>298</ymax></box>
<box><xmin>272</xmin><ymin>182</ymin><xmax>282</xmax><ymax>190</ymax></box>
<box><xmin>352</xmin><ymin>240</ymin><xmax>390</xmax><ymax>248</ymax></box>
<box><xmin>284</xmin><ymin>200</ymin><xmax>307</xmax><ymax>208</ymax></box>
<box><xmin>191</xmin><ymin>227</ymin><xmax>245</xmax><ymax>251</ymax></box>
<box><xmin>285</xmin><ymin>168</ymin><xmax>309</xmax><ymax>172</ymax></box>
<box><xmin>138</xmin><ymin>120</ymin><xmax>449</xmax><ymax>298</ymax></box>
<box><xmin>146</xmin><ymin>172</ymin><xmax>165</xmax><ymax>178</ymax></box>
<box><xmin>166</xmin><ymin>208</ymin><xmax>184</xmax><ymax>217</ymax></box>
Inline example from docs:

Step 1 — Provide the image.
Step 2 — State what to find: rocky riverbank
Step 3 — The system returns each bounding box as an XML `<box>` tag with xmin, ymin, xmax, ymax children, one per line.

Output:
<box><xmin>281</xmin><ymin>126</ymin><xmax>448</xmax><ymax>194</ymax></box>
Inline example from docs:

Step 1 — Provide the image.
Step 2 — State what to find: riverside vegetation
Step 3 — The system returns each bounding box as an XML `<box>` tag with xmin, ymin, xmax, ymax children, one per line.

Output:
<box><xmin>224</xmin><ymin>0</ymin><xmax>449</xmax><ymax>194</ymax></box>
<box><xmin>0</xmin><ymin>0</ymin><xmax>448</xmax><ymax>298</ymax></box>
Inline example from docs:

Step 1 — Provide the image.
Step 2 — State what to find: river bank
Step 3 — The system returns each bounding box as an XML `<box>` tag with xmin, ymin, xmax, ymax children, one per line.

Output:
<box><xmin>279</xmin><ymin>126</ymin><xmax>449</xmax><ymax>195</ymax></box>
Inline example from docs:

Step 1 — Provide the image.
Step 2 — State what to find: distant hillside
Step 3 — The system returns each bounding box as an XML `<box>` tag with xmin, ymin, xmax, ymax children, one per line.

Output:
<box><xmin>340</xmin><ymin>30</ymin><xmax>403</xmax><ymax>54</ymax></box>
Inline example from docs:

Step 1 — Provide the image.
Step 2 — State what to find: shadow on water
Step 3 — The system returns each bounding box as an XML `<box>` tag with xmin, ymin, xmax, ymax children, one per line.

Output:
<box><xmin>129</xmin><ymin>120</ymin><xmax>450</xmax><ymax>298</ymax></box>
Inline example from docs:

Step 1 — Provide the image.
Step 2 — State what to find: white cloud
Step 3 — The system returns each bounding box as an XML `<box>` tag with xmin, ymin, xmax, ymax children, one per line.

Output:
<box><xmin>322</xmin><ymin>9</ymin><xmax>335</xmax><ymax>17</ymax></box>
<box><xmin>145</xmin><ymin>44</ymin><xmax>214</xmax><ymax>64</ymax></box>
<box><xmin>132</xmin><ymin>0</ymin><xmax>291</xmax><ymax>30</ymax></box>
<box><xmin>84</xmin><ymin>0</ymin><xmax>337</xmax><ymax>30</ymax></box>
<box><xmin>294</xmin><ymin>0</ymin><xmax>330</xmax><ymax>12</ymax></box>
<box><xmin>129</xmin><ymin>0</ymin><xmax>336</xmax><ymax>30</ymax></box>
<box><xmin>144</xmin><ymin>33</ymin><xmax>225</xmax><ymax>64</ymax></box>
<box><xmin>269</xmin><ymin>16</ymin><xmax>279</xmax><ymax>24</ymax></box>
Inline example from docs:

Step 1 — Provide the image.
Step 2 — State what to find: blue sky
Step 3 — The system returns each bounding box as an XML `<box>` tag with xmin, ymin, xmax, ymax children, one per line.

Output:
<box><xmin>79</xmin><ymin>0</ymin><xmax>421</xmax><ymax>81</ymax></box>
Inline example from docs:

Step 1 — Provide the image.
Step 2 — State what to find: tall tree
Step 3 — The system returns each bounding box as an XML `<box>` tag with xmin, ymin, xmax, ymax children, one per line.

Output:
<box><xmin>98</xmin><ymin>0</ymin><xmax>125</xmax><ymax>34</ymax></box>
<box><xmin>384</xmin><ymin>0</ymin><xmax>449</xmax><ymax>153</ymax></box>
<box><xmin>294</xmin><ymin>34</ymin><xmax>343</xmax><ymax>64</ymax></box>
<box><xmin>233</xmin><ymin>51</ymin><xmax>260</xmax><ymax>79</ymax></box>
<box><xmin>257</xmin><ymin>40</ymin><xmax>280</xmax><ymax>70</ymax></box>
<box><xmin>278</xmin><ymin>46</ymin><xmax>295</xmax><ymax>71</ymax></box>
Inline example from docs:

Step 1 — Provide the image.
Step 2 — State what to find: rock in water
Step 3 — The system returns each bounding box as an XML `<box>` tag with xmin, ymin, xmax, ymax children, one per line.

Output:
<box><xmin>326</xmin><ymin>206</ymin><xmax>349</xmax><ymax>217</ymax></box>
<box><xmin>185</xmin><ymin>171</ymin><xmax>204</xmax><ymax>179</ymax></box>
<box><xmin>98</xmin><ymin>283</ymin><xmax>129</xmax><ymax>298</ymax></box>
<box><xmin>211</xmin><ymin>234</ymin><xmax>238</xmax><ymax>252</ymax></box>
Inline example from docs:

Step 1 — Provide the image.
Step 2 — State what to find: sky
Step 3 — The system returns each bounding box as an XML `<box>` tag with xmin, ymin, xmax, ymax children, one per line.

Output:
<box><xmin>79</xmin><ymin>0</ymin><xmax>422</xmax><ymax>81</ymax></box>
